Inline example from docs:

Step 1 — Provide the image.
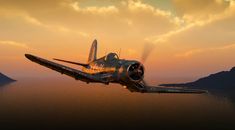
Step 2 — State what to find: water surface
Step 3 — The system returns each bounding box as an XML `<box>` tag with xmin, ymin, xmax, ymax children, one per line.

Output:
<box><xmin>0</xmin><ymin>77</ymin><xmax>235</xmax><ymax>129</ymax></box>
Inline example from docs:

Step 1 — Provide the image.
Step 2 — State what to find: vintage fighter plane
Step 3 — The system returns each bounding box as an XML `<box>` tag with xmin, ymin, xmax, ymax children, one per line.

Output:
<box><xmin>25</xmin><ymin>40</ymin><xmax>207</xmax><ymax>93</ymax></box>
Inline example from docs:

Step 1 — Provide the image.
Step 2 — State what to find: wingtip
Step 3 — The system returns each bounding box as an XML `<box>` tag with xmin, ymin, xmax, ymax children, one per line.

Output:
<box><xmin>25</xmin><ymin>54</ymin><xmax>37</xmax><ymax>61</ymax></box>
<box><xmin>25</xmin><ymin>54</ymin><xmax>31</xmax><ymax>59</ymax></box>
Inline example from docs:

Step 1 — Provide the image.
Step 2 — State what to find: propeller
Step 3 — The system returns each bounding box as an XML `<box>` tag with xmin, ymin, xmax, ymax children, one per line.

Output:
<box><xmin>141</xmin><ymin>42</ymin><xmax>155</xmax><ymax>64</ymax></box>
<box><xmin>140</xmin><ymin>43</ymin><xmax>155</xmax><ymax>86</ymax></box>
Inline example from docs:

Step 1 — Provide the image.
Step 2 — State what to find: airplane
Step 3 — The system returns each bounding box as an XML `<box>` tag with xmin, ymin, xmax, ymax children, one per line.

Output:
<box><xmin>25</xmin><ymin>40</ymin><xmax>207</xmax><ymax>93</ymax></box>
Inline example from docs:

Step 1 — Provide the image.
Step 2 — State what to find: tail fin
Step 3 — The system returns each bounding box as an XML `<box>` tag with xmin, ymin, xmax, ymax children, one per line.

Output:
<box><xmin>88</xmin><ymin>39</ymin><xmax>97</xmax><ymax>63</ymax></box>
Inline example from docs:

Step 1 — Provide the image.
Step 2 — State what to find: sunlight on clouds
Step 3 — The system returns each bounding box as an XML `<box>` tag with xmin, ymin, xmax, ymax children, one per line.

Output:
<box><xmin>56</xmin><ymin>26</ymin><xmax>89</xmax><ymax>37</ymax></box>
<box><xmin>126</xmin><ymin>0</ymin><xmax>171</xmax><ymax>17</ymax></box>
<box><xmin>175</xmin><ymin>49</ymin><xmax>203</xmax><ymax>57</ymax></box>
<box><xmin>173</xmin><ymin>0</ymin><xmax>230</xmax><ymax>19</ymax></box>
<box><xmin>23</xmin><ymin>14</ymin><xmax>43</xmax><ymax>26</ymax></box>
<box><xmin>70</xmin><ymin>1</ymin><xmax>119</xmax><ymax>15</ymax></box>
<box><xmin>124</xmin><ymin>0</ymin><xmax>183</xmax><ymax>25</ymax></box>
<box><xmin>175</xmin><ymin>43</ymin><xmax>235</xmax><ymax>58</ymax></box>
<box><xmin>67</xmin><ymin>0</ymin><xmax>182</xmax><ymax>27</ymax></box>
<box><xmin>126</xmin><ymin>0</ymin><xmax>156</xmax><ymax>11</ymax></box>
<box><xmin>0</xmin><ymin>8</ymin><xmax>89</xmax><ymax>37</ymax></box>
<box><xmin>0</xmin><ymin>0</ymin><xmax>235</xmax><ymax>76</ymax></box>
<box><xmin>0</xmin><ymin>40</ymin><xmax>29</xmax><ymax>49</ymax></box>
<box><xmin>24</xmin><ymin>15</ymin><xmax>90</xmax><ymax>37</ymax></box>
<box><xmin>0</xmin><ymin>8</ymin><xmax>42</xmax><ymax>26</ymax></box>
<box><xmin>146</xmin><ymin>0</ymin><xmax>235</xmax><ymax>45</ymax></box>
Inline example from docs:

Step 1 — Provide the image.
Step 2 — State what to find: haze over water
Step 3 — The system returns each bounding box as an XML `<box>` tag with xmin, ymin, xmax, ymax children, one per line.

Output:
<box><xmin>1</xmin><ymin>77</ymin><xmax>235</xmax><ymax>129</ymax></box>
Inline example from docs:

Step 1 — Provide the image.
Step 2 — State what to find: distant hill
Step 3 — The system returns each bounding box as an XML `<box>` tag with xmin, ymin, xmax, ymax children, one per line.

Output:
<box><xmin>159</xmin><ymin>67</ymin><xmax>235</xmax><ymax>90</ymax></box>
<box><xmin>0</xmin><ymin>73</ymin><xmax>16</xmax><ymax>86</ymax></box>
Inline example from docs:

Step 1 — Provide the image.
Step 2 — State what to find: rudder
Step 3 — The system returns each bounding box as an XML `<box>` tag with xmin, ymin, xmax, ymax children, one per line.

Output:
<box><xmin>88</xmin><ymin>39</ymin><xmax>97</xmax><ymax>63</ymax></box>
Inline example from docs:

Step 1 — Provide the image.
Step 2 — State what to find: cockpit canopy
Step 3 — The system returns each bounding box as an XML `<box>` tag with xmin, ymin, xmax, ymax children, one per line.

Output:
<box><xmin>105</xmin><ymin>53</ymin><xmax>119</xmax><ymax>61</ymax></box>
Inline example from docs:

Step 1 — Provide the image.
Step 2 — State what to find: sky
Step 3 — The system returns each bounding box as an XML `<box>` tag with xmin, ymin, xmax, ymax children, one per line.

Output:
<box><xmin>0</xmin><ymin>0</ymin><xmax>235</xmax><ymax>80</ymax></box>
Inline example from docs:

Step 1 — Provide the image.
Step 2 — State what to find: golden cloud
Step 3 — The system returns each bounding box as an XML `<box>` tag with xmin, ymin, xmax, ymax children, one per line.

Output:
<box><xmin>175</xmin><ymin>43</ymin><xmax>235</xmax><ymax>58</ymax></box>
<box><xmin>123</xmin><ymin>0</ymin><xmax>182</xmax><ymax>25</ymax></box>
<box><xmin>0</xmin><ymin>40</ymin><xmax>29</xmax><ymax>49</ymax></box>
<box><xmin>146</xmin><ymin>0</ymin><xmax>235</xmax><ymax>45</ymax></box>
<box><xmin>0</xmin><ymin>8</ymin><xmax>89</xmax><ymax>37</ymax></box>
<box><xmin>173</xmin><ymin>0</ymin><xmax>230</xmax><ymax>19</ymax></box>
<box><xmin>69</xmin><ymin>1</ymin><xmax>119</xmax><ymax>15</ymax></box>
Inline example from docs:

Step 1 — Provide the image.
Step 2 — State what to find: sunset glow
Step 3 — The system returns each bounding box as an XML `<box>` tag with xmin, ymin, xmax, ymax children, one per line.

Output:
<box><xmin>1</xmin><ymin>0</ymin><xmax>235</xmax><ymax>79</ymax></box>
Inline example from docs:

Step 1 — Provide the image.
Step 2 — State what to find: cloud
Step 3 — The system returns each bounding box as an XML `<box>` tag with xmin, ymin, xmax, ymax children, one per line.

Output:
<box><xmin>0</xmin><ymin>40</ymin><xmax>29</xmax><ymax>49</ymax></box>
<box><xmin>125</xmin><ymin>0</ymin><xmax>169</xmax><ymax>16</ymax></box>
<box><xmin>70</xmin><ymin>1</ymin><xmax>119</xmax><ymax>15</ymax></box>
<box><xmin>173</xmin><ymin>0</ymin><xmax>230</xmax><ymax>19</ymax></box>
<box><xmin>0</xmin><ymin>0</ymin><xmax>179</xmax><ymax>40</ymax></box>
<box><xmin>123</xmin><ymin>0</ymin><xmax>182</xmax><ymax>25</ymax></box>
<box><xmin>146</xmin><ymin>0</ymin><xmax>235</xmax><ymax>45</ymax></box>
<box><xmin>0</xmin><ymin>8</ymin><xmax>89</xmax><ymax>37</ymax></box>
<box><xmin>23</xmin><ymin>14</ymin><xmax>89</xmax><ymax>37</ymax></box>
<box><xmin>175</xmin><ymin>43</ymin><xmax>235</xmax><ymax>57</ymax></box>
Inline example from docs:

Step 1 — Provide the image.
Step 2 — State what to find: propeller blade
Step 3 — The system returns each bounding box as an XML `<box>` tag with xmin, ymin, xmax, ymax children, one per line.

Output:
<box><xmin>141</xmin><ymin>43</ymin><xmax>155</xmax><ymax>63</ymax></box>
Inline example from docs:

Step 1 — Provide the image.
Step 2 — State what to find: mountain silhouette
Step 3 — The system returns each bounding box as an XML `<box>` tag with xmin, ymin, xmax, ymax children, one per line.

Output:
<box><xmin>159</xmin><ymin>67</ymin><xmax>235</xmax><ymax>104</ymax></box>
<box><xmin>0</xmin><ymin>72</ymin><xmax>16</xmax><ymax>86</ymax></box>
<box><xmin>159</xmin><ymin>67</ymin><xmax>235</xmax><ymax>90</ymax></box>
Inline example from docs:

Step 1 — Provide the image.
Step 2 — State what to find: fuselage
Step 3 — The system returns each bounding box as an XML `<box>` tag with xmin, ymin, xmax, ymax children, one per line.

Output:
<box><xmin>82</xmin><ymin>53</ymin><xmax>145</xmax><ymax>86</ymax></box>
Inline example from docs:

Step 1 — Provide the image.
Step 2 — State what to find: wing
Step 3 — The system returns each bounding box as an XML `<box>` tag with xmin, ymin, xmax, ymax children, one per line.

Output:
<box><xmin>126</xmin><ymin>82</ymin><xmax>207</xmax><ymax>94</ymax></box>
<box><xmin>144</xmin><ymin>86</ymin><xmax>208</xmax><ymax>93</ymax></box>
<box><xmin>25</xmin><ymin>54</ymin><xmax>103</xmax><ymax>83</ymax></box>
<box><xmin>53</xmin><ymin>58</ymin><xmax>89</xmax><ymax>67</ymax></box>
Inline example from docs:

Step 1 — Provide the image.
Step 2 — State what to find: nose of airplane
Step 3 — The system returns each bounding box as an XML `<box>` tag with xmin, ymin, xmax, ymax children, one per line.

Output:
<box><xmin>126</xmin><ymin>61</ymin><xmax>145</xmax><ymax>81</ymax></box>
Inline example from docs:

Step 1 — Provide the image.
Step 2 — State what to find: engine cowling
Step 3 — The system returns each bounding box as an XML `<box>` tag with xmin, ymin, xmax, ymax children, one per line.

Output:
<box><xmin>127</xmin><ymin>62</ymin><xmax>144</xmax><ymax>82</ymax></box>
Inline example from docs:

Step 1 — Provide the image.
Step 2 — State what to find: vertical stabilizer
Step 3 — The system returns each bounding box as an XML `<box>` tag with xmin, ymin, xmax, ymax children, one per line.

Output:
<box><xmin>88</xmin><ymin>39</ymin><xmax>97</xmax><ymax>63</ymax></box>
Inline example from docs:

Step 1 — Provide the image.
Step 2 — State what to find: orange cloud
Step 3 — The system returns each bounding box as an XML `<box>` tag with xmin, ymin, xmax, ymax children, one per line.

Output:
<box><xmin>69</xmin><ymin>1</ymin><xmax>119</xmax><ymax>15</ymax></box>
<box><xmin>175</xmin><ymin>43</ymin><xmax>235</xmax><ymax>58</ymax></box>
<box><xmin>0</xmin><ymin>40</ymin><xmax>29</xmax><ymax>49</ymax></box>
<box><xmin>0</xmin><ymin>8</ymin><xmax>89</xmax><ymax>37</ymax></box>
<box><xmin>146</xmin><ymin>0</ymin><xmax>235</xmax><ymax>45</ymax></box>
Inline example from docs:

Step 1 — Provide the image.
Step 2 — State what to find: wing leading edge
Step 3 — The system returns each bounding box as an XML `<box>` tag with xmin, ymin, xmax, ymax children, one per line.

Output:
<box><xmin>129</xmin><ymin>82</ymin><xmax>207</xmax><ymax>94</ymax></box>
<box><xmin>25</xmin><ymin>54</ymin><xmax>102</xmax><ymax>83</ymax></box>
<box><xmin>144</xmin><ymin>86</ymin><xmax>207</xmax><ymax>93</ymax></box>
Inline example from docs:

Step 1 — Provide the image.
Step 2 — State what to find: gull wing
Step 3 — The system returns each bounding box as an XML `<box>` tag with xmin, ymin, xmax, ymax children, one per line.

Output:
<box><xmin>127</xmin><ymin>82</ymin><xmax>207</xmax><ymax>94</ymax></box>
<box><xmin>144</xmin><ymin>86</ymin><xmax>208</xmax><ymax>93</ymax></box>
<box><xmin>25</xmin><ymin>54</ymin><xmax>102</xmax><ymax>83</ymax></box>
<box><xmin>53</xmin><ymin>58</ymin><xmax>89</xmax><ymax>67</ymax></box>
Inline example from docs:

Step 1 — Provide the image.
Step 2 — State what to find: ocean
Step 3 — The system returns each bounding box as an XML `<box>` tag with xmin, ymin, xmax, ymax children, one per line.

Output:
<box><xmin>0</xmin><ymin>77</ymin><xmax>235</xmax><ymax>130</ymax></box>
